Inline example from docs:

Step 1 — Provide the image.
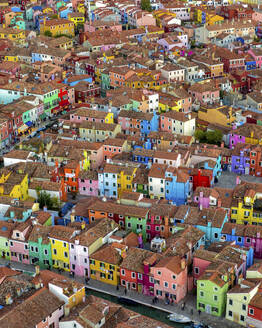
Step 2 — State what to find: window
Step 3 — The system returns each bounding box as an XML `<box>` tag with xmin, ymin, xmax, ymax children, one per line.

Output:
<box><xmin>229</xmin><ymin>299</ymin><xmax>233</xmax><ymax>305</ymax></box>
<box><xmin>249</xmin><ymin>308</ymin><xmax>254</xmax><ymax>315</ymax></box>
<box><xmin>164</xmin><ymin>281</ymin><xmax>169</xmax><ymax>287</ymax></box>
<box><xmin>214</xmin><ymin>295</ymin><xmax>218</xmax><ymax>301</ymax></box>
<box><xmin>237</xmin><ymin>237</ymin><xmax>242</xmax><ymax>242</ymax></box>
<box><xmin>157</xmin><ymin>271</ymin><xmax>161</xmax><ymax>276</ymax></box>
<box><xmin>172</xmin><ymin>283</ymin><xmax>176</xmax><ymax>290</ymax></box>
<box><xmin>138</xmin><ymin>273</ymin><xmax>142</xmax><ymax>280</ymax></box>
<box><xmin>64</xmin><ymin>252</ymin><xmax>68</xmax><ymax>258</ymax></box>
<box><xmin>231</xmin><ymin>209</ymin><xmax>237</xmax><ymax>214</ymax></box>
<box><xmin>200</xmin><ymin>291</ymin><xmax>204</xmax><ymax>297</ymax></box>
<box><xmin>246</xmin><ymin>238</ymin><xmax>251</xmax><ymax>243</ymax></box>
<box><xmin>228</xmin><ymin>310</ymin><xmax>233</xmax><ymax>317</ymax></box>
<box><xmin>242</xmin><ymin>304</ymin><xmax>246</xmax><ymax>311</ymax></box>
<box><xmin>53</xmin><ymin>249</ymin><xmax>57</xmax><ymax>255</ymax></box>
<box><xmin>172</xmin><ymin>274</ymin><xmax>176</xmax><ymax>280</ymax></box>
<box><xmin>121</xmin><ymin>269</ymin><xmax>125</xmax><ymax>276</ymax></box>
<box><xmin>131</xmin><ymin>272</ymin><xmax>136</xmax><ymax>279</ymax></box>
<box><xmin>63</xmin><ymin>242</ymin><xmax>67</xmax><ymax>248</ymax></box>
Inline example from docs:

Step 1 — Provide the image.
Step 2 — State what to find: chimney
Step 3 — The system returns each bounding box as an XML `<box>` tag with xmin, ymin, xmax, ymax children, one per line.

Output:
<box><xmin>35</xmin><ymin>265</ymin><xmax>40</xmax><ymax>276</ymax></box>
<box><xmin>5</xmin><ymin>293</ymin><xmax>13</xmax><ymax>305</ymax></box>
<box><xmin>16</xmin><ymin>287</ymin><xmax>21</xmax><ymax>296</ymax></box>
<box><xmin>64</xmin><ymin>304</ymin><xmax>70</xmax><ymax>317</ymax></box>
<box><xmin>238</xmin><ymin>274</ymin><xmax>244</xmax><ymax>285</ymax></box>
<box><xmin>72</xmin><ymin>282</ymin><xmax>78</xmax><ymax>293</ymax></box>
<box><xmin>181</xmin><ymin>258</ymin><xmax>186</xmax><ymax>270</ymax></box>
<box><xmin>236</xmin><ymin>176</ymin><xmax>240</xmax><ymax>185</ymax></box>
<box><xmin>221</xmin><ymin>141</ymin><xmax>224</xmax><ymax>148</ymax></box>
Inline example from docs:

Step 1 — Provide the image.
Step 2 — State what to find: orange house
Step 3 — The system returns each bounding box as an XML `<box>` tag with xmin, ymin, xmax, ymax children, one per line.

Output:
<box><xmin>109</xmin><ymin>67</ymin><xmax>135</xmax><ymax>88</ymax></box>
<box><xmin>60</xmin><ymin>160</ymin><xmax>80</xmax><ymax>195</ymax></box>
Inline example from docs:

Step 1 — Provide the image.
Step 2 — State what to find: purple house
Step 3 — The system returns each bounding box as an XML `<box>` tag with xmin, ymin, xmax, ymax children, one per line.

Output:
<box><xmin>157</xmin><ymin>34</ymin><xmax>187</xmax><ymax>51</ymax></box>
<box><xmin>231</xmin><ymin>144</ymin><xmax>250</xmax><ymax>175</ymax></box>
<box><xmin>9</xmin><ymin>221</ymin><xmax>32</xmax><ymax>264</ymax></box>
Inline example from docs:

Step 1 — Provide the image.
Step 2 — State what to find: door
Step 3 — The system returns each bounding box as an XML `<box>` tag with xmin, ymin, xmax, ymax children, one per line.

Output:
<box><xmin>19</xmin><ymin>254</ymin><xmax>22</xmax><ymax>262</ymax></box>
<box><xmin>245</xmin><ymin>166</ymin><xmax>249</xmax><ymax>175</ymax></box>
<box><xmin>205</xmin><ymin>304</ymin><xmax>211</xmax><ymax>314</ymax></box>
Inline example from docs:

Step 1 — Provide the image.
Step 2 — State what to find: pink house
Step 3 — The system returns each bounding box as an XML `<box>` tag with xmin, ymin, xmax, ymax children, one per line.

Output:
<box><xmin>248</xmin><ymin>49</ymin><xmax>262</xmax><ymax>68</ymax></box>
<box><xmin>9</xmin><ymin>221</ymin><xmax>32</xmax><ymax>265</ymax></box>
<box><xmin>188</xmin><ymin>82</ymin><xmax>220</xmax><ymax>105</ymax></box>
<box><xmin>252</xmin><ymin>9</ymin><xmax>262</xmax><ymax>23</ymax></box>
<box><xmin>70</xmin><ymin>108</ymin><xmax>109</xmax><ymax>124</ymax></box>
<box><xmin>151</xmin><ymin>257</ymin><xmax>188</xmax><ymax>303</ymax></box>
<box><xmin>84</xmin><ymin>21</ymin><xmax>122</xmax><ymax>33</ymax></box>
<box><xmin>78</xmin><ymin>170</ymin><xmax>99</xmax><ymax>197</ymax></box>
<box><xmin>193</xmin><ymin>251</ymin><xmax>211</xmax><ymax>285</ymax></box>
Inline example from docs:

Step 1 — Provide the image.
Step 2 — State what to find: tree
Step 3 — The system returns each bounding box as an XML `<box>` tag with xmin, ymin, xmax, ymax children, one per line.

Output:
<box><xmin>141</xmin><ymin>0</ymin><xmax>152</xmax><ymax>11</ymax></box>
<box><xmin>37</xmin><ymin>191</ymin><xmax>53</xmax><ymax>209</ymax></box>
<box><xmin>206</xmin><ymin>130</ymin><xmax>223</xmax><ymax>145</ymax></box>
<box><xmin>194</xmin><ymin>129</ymin><xmax>206</xmax><ymax>142</ymax></box>
<box><xmin>44</xmin><ymin>30</ymin><xmax>52</xmax><ymax>37</ymax></box>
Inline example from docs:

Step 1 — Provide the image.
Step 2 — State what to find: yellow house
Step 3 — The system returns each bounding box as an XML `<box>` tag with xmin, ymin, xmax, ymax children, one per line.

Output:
<box><xmin>198</xmin><ymin>105</ymin><xmax>236</xmax><ymax>127</ymax></box>
<box><xmin>0</xmin><ymin>170</ymin><xmax>28</xmax><ymax>200</ymax></box>
<box><xmin>117</xmin><ymin>166</ymin><xmax>137</xmax><ymax>196</ymax></box>
<box><xmin>0</xmin><ymin>27</ymin><xmax>25</xmax><ymax>43</ymax></box>
<box><xmin>49</xmin><ymin>225</ymin><xmax>77</xmax><ymax>271</ymax></box>
<box><xmin>89</xmin><ymin>244</ymin><xmax>123</xmax><ymax>286</ymax></box>
<box><xmin>48</xmin><ymin>278</ymin><xmax>86</xmax><ymax>308</ymax></box>
<box><xmin>77</xmin><ymin>2</ymin><xmax>85</xmax><ymax>14</ymax></box>
<box><xmin>4</xmin><ymin>55</ymin><xmax>18</xmax><ymax>62</ymax></box>
<box><xmin>196</xmin><ymin>8</ymin><xmax>224</xmax><ymax>25</ymax></box>
<box><xmin>68</xmin><ymin>12</ymin><xmax>85</xmax><ymax>26</ymax></box>
<box><xmin>230</xmin><ymin>184</ymin><xmax>262</xmax><ymax>225</ymax></box>
<box><xmin>40</xmin><ymin>18</ymin><xmax>75</xmax><ymax>37</ymax></box>
<box><xmin>158</xmin><ymin>94</ymin><xmax>181</xmax><ymax>112</ymax></box>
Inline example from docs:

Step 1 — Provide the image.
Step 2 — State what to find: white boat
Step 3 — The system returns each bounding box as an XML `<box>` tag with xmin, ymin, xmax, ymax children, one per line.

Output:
<box><xmin>167</xmin><ymin>313</ymin><xmax>192</xmax><ymax>323</ymax></box>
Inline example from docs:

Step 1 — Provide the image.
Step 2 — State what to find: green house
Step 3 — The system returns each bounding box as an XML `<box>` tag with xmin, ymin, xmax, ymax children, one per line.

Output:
<box><xmin>197</xmin><ymin>267</ymin><xmax>231</xmax><ymax>317</ymax></box>
<box><xmin>125</xmin><ymin>208</ymin><xmax>149</xmax><ymax>240</ymax></box>
<box><xmin>101</xmin><ymin>70</ymin><xmax>110</xmax><ymax>95</ymax></box>
<box><xmin>28</xmin><ymin>225</ymin><xmax>52</xmax><ymax>269</ymax></box>
<box><xmin>0</xmin><ymin>222</ymin><xmax>14</xmax><ymax>260</ymax></box>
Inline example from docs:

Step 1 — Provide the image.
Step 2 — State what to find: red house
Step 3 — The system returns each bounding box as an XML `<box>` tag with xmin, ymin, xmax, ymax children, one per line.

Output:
<box><xmin>183</xmin><ymin>168</ymin><xmax>213</xmax><ymax>191</ymax></box>
<box><xmin>249</xmin><ymin>146</ymin><xmax>262</xmax><ymax>177</ymax></box>
<box><xmin>220</xmin><ymin>5</ymin><xmax>253</xmax><ymax>20</ymax></box>
<box><xmin>247</xmin><ymin>292</ymin><xmax>262</xmax><ymax>328</ymax></box>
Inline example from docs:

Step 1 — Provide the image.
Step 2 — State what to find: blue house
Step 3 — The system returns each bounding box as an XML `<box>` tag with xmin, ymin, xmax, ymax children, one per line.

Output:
<box><xmin>140</xmin><ymin>111</ymin><xmax>159</xmax><ymax>136</ymax></box>
<box><xmin>221</xmin><ymin>222</ymin><xmax>255</xmax><ymax>267</ymax></box>
<box><xmin>184</xmin><ymin>207</ymin><xmax>228</xmax><ymax>245</ymax></box>
<box><xmin>245</xmin><ymin>56</ymin><xmax>256</xmax><ymax>71</ymax></box>
<box><xmin>165</xmin><ymin>167</ymin><xmax>190</xmax><ymax>205</ymax></box>
<box><xmin>132</xmin><ymin>148</ymin><xmax>154</xmax><ymax>165</ymax></box>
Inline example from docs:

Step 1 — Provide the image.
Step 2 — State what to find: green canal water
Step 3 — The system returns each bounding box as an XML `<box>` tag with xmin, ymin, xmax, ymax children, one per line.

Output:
<box><xmin>87</xmin><ymin>288</ymin><xmax>187</xmax><ymax>328</ymax></box>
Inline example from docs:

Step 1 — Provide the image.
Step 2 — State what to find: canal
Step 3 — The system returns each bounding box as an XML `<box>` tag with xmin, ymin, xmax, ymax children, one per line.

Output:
<box><xmin>87</xmin><ymin>288</ymin><xmax>188</xmax><ymax>328</ymax></box>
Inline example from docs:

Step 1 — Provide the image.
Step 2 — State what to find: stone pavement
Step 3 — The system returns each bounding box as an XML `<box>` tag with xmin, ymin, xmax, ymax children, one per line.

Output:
<box><xmin>0</xmin><ymin>258</ymin><xmax>242</xmax><ymax>328</ymax></box>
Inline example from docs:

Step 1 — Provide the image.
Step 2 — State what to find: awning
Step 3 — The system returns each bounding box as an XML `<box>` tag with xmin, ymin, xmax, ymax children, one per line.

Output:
<box><xmin>18</xmin><ymin>124</ymin><xmax>28</xmax><ymax>133</ymax></box>
<box><xmin>26</xmin><ymin>121</ymin><xmax>33</xmax><ymax>127</ymax></box>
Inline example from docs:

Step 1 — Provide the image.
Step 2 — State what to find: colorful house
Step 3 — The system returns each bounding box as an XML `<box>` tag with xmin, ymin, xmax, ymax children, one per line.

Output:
<box><xmin>69</xmin><ymin>218</ymin><xmax>119</xmax><ymax>277</ymax></box>
<box><xmin>9</xmin><ymin>220</ymin><xmax>32</xmax><ymax>264</ymax></box>
<box><xmin>151</xmin><ymin>257</ymin><xmax>187</xmax><ymax>303</ymax></box>
<box><xmin>230</xmin><ymin>181</ymin><xmax>262</xmax><ymax>225</ymax></box>
<box><xmin>229</xmin><ymin>124</ymin><xmax>262</xmax><ymax>149</ymax></box>
<box><xmin>120</xmin><ymin>247</ymin><xmax>160</xmax><ymax>296</ymax></box>
<box><xmin>78</xmin><ymin>170</ymin><xmax>99</xmax><ymax>197</ymax></box>
<box><xmin>226</xmin><ymin>279</ymin><xmax>259</xmax><ymax>326</ymax></box>
<box><xmin>197</xmin><ymin>262</ymin><xmax>233</xmax><ymax>317</ymax></box>
<box><xmin>49</xmin><ymin>225</ymin><xmax>78</xmax><ymax>271</ymax></box>
<box><xmin>28</xmin><ymin>225</ymin><xmax>53</xmax><ymax>269</ymax></box>
<box><xmin>246</xmin><ymin>292</ymin><xmax>262</xmax><ymax>328</ymax></box>
<box><xmin>89</xmin><ymin>244</ymin><xmax>123</xmax><ymax>286</ymax></box>
<box><xmin>222</xmin><ymin>222</ymin><xmax>261</xmax><ymax>260</ymax></box>
<box><xmin>0</xmin><ymin>221</ymin><xmax>14</xmax><ymax>260</ymax></box>
<box><xmin>40</xmin><ymin>18</ymin><xmax>75</xmax><ymax>37</ymax></box>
